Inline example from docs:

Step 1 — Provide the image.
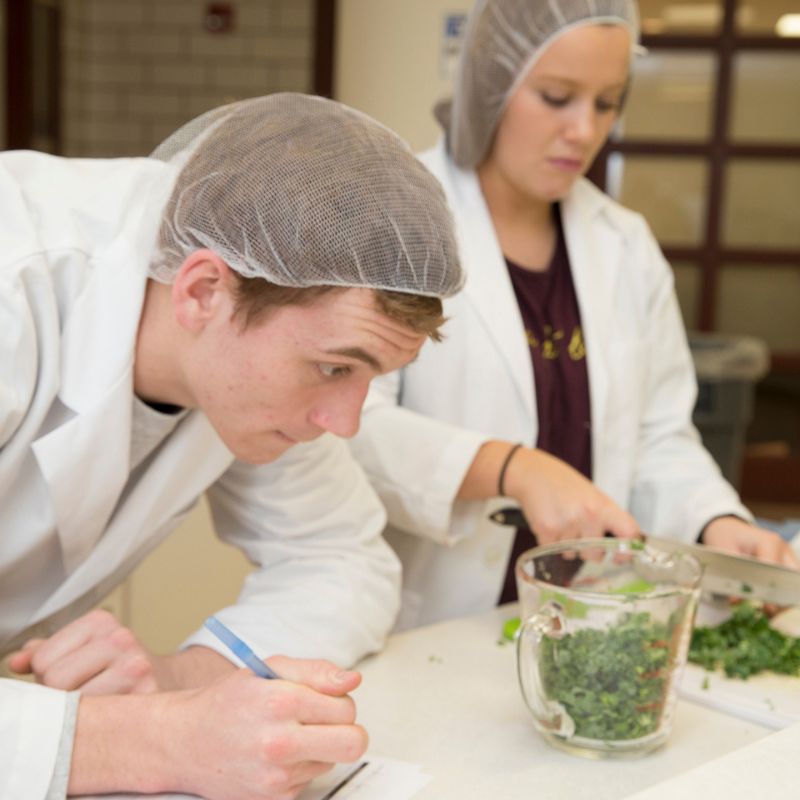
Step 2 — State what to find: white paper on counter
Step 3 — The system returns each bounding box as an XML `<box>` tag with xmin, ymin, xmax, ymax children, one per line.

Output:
<box><xmin>623</xmin><ymin>720</ymin><xmax>800</xmax><ymax>799</ymax></box>
<box><xmin>299</xmin><ymin>756</ymin><xmax>431</xmax><ymax>800</ymax></box>
<box><xmin>85</xmin><ymin>757</ymin><xmax>430</xmax><ymax>800</ymax></box>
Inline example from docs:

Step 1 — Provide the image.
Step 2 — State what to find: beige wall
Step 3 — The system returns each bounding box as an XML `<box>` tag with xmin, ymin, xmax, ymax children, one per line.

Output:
<box><xmin>61</xmin><ymin>0</ymin><xmax>314</xmax><ymax>157</ymax></box>
<box><xmin>126</xmin><ymin>498</ymin><xmax>252</xmax><ymax>655</ymax></box>
<box><xmin>335</xmin><ymin>0</ymin><xmax>470</xmax><ymax>153</ymax></box>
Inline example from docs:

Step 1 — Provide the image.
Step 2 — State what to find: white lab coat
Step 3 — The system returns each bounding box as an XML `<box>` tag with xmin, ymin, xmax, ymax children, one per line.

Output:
<box><xmin>0</xmin><ymin>151</ymin><xmax>401</xmax><ymax>797</ymax></box>
<box><xmin>349</xmin><ymin>139</ymin><xmax>750</xmax><ymax>630</ymax></box>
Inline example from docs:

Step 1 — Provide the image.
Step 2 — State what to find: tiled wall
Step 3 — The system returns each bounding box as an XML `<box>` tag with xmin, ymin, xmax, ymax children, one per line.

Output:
<box><xmin>61</xmin><ymin>0</ymin><xmax>314</xmax><ymax>156</ymax></box>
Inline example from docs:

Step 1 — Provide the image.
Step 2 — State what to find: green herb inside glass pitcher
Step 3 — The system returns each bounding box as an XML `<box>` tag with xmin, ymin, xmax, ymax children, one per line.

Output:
<box><xmin>539</xmin><ymin>611</ymin><xmax>673</xmax><ymax>741</ymax></box>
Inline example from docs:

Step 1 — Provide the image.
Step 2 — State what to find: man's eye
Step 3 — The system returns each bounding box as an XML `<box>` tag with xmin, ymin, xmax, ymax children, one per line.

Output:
<box><xmin>319</xmin><ymin>364</ymin><xmax>352</xmax><ymax>378</ymax></box>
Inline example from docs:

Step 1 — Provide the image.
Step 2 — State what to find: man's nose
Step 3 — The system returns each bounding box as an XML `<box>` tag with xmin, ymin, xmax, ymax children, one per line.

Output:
<box><xmin>308</xmin><ymin>382</ymin><xmax>370</xmax><ymax>438</ymax></box>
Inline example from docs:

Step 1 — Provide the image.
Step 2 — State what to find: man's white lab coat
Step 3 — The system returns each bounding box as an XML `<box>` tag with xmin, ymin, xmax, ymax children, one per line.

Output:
<box><xmin>350</xmin><ymin>140</ymin><xmax>750</xmax><ymax>630</ymax></box>
<box><xmin>0</xmin><ymin>151</ymin><xmax>400</xmax><ymax>797</ymax></box>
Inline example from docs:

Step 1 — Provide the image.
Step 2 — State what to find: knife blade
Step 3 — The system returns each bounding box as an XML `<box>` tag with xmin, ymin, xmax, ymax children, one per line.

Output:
<box><xmin>489</xmin><ymin>506</ymin><xmax>800</xmax><ymax>606</ymax></box>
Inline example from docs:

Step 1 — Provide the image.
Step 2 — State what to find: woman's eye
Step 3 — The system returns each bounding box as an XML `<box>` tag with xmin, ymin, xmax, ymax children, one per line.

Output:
<box><xmin>596</xmin><ymin>98</ymin><xmax>623</xmax><ymax>113</ymax></box>
<box><xmin>540</xmin><ymin>91</ymin><xmax>570</xmax><ymax>108</ymax></box>
<box><xmin>319</xmin><ymin>363</ymin><xmax>352</xmax><ymax>379</ymax></box>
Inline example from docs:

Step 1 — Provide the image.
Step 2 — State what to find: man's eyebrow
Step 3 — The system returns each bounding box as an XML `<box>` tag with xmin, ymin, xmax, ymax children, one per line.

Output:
<box><xmin>323</xmin><ymin>347</ymin><xmax>384</xmax><ymax>372</ymax></box>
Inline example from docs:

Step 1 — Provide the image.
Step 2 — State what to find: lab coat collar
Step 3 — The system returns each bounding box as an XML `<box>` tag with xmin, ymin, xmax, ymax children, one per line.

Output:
<box><xmin>58</xmin><ymin>164</ymin><xmax>177</xmax><ymax>413</ymax></box>
<box><xmin>437</xmin><ymin>145</ymin><xmax>536</xmax><ymax>421</ymax></box>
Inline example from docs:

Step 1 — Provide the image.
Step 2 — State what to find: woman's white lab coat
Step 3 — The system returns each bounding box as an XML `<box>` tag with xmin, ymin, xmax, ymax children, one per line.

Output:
<box><xmin>350</xmin><ymin>139</ymin><xmax>750</xmax><ymax>630</ymax></box>
<box><xmin>0</xmin><ymin>151</ymin><xmax>400</xmax><ymax>797</ymax></box>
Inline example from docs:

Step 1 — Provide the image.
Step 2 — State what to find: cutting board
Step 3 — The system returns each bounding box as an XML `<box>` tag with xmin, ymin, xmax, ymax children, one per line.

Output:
<box><xmin>678</xmin><ymin>601</ymin><xmax>800</xmax><ymax>729</ymax></box>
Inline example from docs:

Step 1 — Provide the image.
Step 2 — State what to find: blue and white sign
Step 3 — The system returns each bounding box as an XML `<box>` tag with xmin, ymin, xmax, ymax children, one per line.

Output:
<box><xmin>440</xmin><ymin>12</ymin><xmax>468</xmax><ymax>80</ymax></box>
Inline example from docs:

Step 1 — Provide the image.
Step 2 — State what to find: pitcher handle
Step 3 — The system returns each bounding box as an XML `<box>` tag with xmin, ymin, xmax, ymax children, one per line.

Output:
<box><xmin>516</xmin><ymin>602</ymin><xmax>575</xmax><ymax>738</ymax></box>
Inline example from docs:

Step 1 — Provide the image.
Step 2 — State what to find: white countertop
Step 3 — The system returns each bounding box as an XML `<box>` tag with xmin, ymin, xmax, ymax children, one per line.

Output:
<box><xmin>91</xmin><ymin>604</ymin><xmax>798</xmax><ymax>799</ymax></box>
<box><xmin>351</xmin><ymin>605</ymin><xmax>779</xmax><ymax>800</ymax></box>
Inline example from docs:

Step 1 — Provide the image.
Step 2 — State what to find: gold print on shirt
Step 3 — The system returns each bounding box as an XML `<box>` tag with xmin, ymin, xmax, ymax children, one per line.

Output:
<box><xmin>541</xmin><ymin>325</ymin><xmax>564</xmax><ymax>360</ymax></box>
<box><xmin>568</xmin><ymin>326</ymin><xmax>586</xmax><ymax>360</ymax></box>
<box><xmin>525</xmin><ymin>325</ymin><xmax>585</xmax><ymax>361</ymax></box>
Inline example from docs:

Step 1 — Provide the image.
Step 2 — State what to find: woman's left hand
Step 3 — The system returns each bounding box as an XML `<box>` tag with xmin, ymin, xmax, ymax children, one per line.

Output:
<box><xmin>702</xmin><ymin>516</ymin><xmax>800</xmax><ymax>569</ymax></box>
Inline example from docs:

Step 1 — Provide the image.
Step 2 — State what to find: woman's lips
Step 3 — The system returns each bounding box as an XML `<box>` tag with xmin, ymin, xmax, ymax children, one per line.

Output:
<box><xmin>549</xmin><ymin>157</ymin><xmax>583</xmax><ymax>173</ymax></box>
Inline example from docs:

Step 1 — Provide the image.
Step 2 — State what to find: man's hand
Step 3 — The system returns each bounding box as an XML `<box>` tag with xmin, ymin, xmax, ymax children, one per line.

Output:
<box><xmin>504</xmin><ymin>447</ymin><xmax>640</xmax><ymax>544</ymax></box>
<box><xmin>702</xmin><ymin>516</ymin><xmax>800</xmax><ymax>569</ymax></box>
<box><xmin>7</xmin><ymin>609</ymin><xmax>160</xmax><ymax>694</ymax></box>
<box><xmin>69</xmin><ymin>657</ymin><xmax>367</xmax><ymax>800</ymax></box>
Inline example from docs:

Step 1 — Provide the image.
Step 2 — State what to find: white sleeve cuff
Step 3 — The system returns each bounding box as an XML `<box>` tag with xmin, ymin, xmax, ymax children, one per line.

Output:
<box><xmin>0</xmin><ymin>679</ymin><xmax>67</xmax><ymax>800</ymax></box>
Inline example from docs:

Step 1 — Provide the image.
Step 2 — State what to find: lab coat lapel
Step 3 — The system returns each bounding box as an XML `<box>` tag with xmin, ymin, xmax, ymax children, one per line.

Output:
<box><xmin>450</xmin><ymin>165</ymin><xmax>535</xmax><ymax>420</ymax></box>
<box><xmin>31</xmin><ymin>229</ymin><xmax>148</xmax><ymax>575</ymax></box>
<box><xmin>562</xmin><ymin>182</ymin><xmax>620</xmax><ymax>478</ymax></box>
<box><xmin>34</xmin><ymin>413</ymin><xmax>232</xmax><ymax>622</ymax></box>
<box><xmin>31</xmin><ymin>374</ymin><xmax>133</xmax><ymax>575</ymax></box>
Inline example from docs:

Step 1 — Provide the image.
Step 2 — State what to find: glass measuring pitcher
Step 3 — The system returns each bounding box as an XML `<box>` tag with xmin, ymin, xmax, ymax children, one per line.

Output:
<box><xmin>515</xmin><ymin>538</ymin><xmax>702</xmax><ymax>759</ymax></box>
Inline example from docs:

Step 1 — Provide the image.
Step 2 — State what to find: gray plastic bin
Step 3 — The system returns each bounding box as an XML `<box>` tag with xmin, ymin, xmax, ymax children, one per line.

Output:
<box><xmin>689</xmin><ymin>333</ymin><xmax>769</xmax><ymax>488</ymax></box>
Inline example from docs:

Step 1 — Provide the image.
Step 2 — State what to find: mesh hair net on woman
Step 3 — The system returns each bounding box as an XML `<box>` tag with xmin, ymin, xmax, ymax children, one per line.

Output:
<box><xmin>149</xmin><ymin>93</ymin><xmax>463</xmax><ymax>297</ymax></box>
<box><xmin>436</xmin><ymin>0</ymin><xmax>640</xmax><ymax>168</ymax></box>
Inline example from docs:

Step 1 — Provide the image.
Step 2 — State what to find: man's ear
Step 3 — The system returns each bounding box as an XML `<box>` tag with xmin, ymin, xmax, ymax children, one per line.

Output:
<box><xmin>171</xmin><ymin>250</ymin><xmax>234</xmax><ymax>333</ymax></box>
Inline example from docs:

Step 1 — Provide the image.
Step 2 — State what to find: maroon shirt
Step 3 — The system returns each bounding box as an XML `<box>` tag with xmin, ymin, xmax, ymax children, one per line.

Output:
<box><xmin>498</xmin><ymin>206</ymin><xmax>592</xmax><ymax>604</ymax></box>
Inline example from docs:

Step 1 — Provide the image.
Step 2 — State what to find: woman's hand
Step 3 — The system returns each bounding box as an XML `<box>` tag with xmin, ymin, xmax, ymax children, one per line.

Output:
<box><xmin>503</xmin><ymin>446</ymin><xmax>640</xmax><ymax>544</ymax></box>
<box><xmin>702</xmin><ymin>516</ymin><xmax>800</xmax><ymax>569</ymax></box>
<box><xmin>460</xmin><ymin>441</ymin><xmax>638</xmax><ymax>543</ymax></box>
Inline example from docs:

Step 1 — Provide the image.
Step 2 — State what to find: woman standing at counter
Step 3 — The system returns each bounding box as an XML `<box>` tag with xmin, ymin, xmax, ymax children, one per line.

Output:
<box><xmin>349</xmin><ymin>0</ymin><xmax>798</xmax><ymax>630</ymax></box>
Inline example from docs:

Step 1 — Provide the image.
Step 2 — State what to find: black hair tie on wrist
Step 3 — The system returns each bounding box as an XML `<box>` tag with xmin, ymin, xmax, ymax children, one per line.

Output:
<box><xmin>498</xmin><ymin>443</ymin><xmax>523</xmax><ymax>497</ymax></box>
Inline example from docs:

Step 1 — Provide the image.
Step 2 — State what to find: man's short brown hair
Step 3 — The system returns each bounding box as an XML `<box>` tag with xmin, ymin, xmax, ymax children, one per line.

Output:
<box><xmin>230</xmin><ymin>273</ymin><xmax>446</xmax><ymax>342</ymax></box>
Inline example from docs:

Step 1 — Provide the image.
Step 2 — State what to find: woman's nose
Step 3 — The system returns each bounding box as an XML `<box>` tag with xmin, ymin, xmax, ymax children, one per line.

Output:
<box><xmin>565</xmin><ymin>101</ymin><xmax>598</xmax><ymax>144</ymax></box>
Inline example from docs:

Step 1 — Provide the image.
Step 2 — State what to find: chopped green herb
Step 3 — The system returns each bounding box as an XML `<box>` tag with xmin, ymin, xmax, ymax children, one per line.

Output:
<box><xmin>502</xmin><ymin>617</ymin><xmax>521</xmax><ymax>641</ymax></box>
<box><xmin>539</xmin><ymin>590</ymin><xmax>589</xmax><ymax>619</ymax></box>
<box><xmin>702</xmin><ymin>674</ymin><xmax>710</xmax><ymax>690</ymax></box>
<box><xmin>740</xmin><ymin>583</ymin><xmax>753</xmax><ymax>594</ymax></box>
<box><xmin>539</xmin><ymin>612</ymin><xmax>672</xmax><ymax>741</ymax></box>
<box><xmin>631</xmin><ymin>540</ymin><xmax>646</xmax><ymax>551</ymax></box>
<box><xmin>689</xmin><ymin>602</ymin><xmax>800</xmax><ymax>679</ymax></box>
<box><xmin>610</xmin><ymin>578</ymin><xmax>657</xmax><ymax>595</ymax></box>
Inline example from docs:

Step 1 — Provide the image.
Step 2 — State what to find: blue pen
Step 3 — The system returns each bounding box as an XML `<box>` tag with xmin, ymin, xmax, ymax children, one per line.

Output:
<box><xmin>204</xmin><ymin>615</ymin><xmax>281</xmax><ymax>679</ymax></box>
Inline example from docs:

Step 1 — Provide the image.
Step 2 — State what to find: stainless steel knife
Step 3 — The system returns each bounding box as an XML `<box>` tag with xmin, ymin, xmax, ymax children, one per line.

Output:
<box><xmin>489</xmin><ymin>507</ymin><xmax>800</xmax><ymax>606</ymax></box>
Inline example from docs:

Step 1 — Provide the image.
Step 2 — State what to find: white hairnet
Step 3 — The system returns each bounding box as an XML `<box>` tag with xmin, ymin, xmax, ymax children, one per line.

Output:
<box><xmin>149</xmin><ymin>93</ymin><xmax>463</xmax><ymax>297</ymax></box>
<box><xmin>436</xmin><ymin>0</ymin><xmax>640</xmax><ymax>168</ymax></box>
